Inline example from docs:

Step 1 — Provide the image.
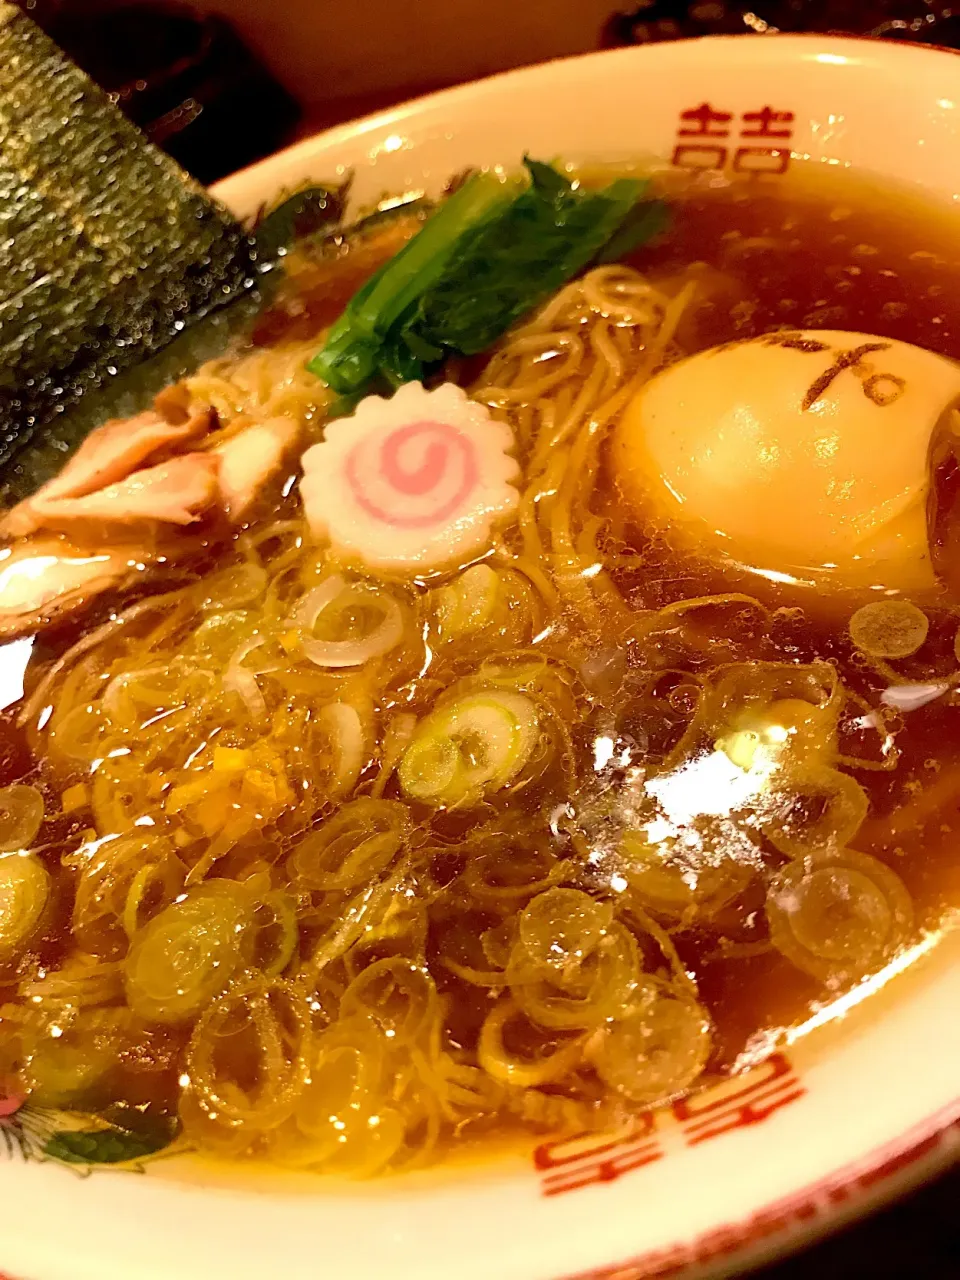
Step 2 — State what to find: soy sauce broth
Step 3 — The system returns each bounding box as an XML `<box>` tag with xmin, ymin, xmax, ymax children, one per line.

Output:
<box><xmin>2</xmin><ymin>160</ymin><xmax>960</xmax><ymax>1171</ymax></box>
<box><xmin>633</xmin><ymin>164</ymin><xmax>960</xmax><ymax>359</ymax></box>
<box><xmin>606</xmin><ymin>163</ymin><xmax>960</xmax><ymax>1065</ymax></box>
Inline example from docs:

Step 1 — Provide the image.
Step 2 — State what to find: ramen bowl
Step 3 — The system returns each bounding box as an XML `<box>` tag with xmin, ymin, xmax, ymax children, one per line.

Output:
<box><xmin>3</xmin><ymin>32</ymin><xmax>960</xmax><ymax>1280</ymax></box>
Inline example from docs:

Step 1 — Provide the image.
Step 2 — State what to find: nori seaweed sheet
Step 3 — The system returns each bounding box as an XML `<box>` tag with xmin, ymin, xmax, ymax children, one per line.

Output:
<box><xmin>0</xmin><ymin>182</ymin><xmax>351</xmax><ymax>505</ymax></box>
<box><xmin>0</xmin><ymin>2</ymin><xmax>256</xmax><ymax>466</ymax></box>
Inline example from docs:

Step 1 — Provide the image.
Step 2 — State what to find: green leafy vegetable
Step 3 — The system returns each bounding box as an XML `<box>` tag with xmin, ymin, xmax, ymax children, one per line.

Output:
<box><xmin>252</xmin><ymin>183</ymin><xmax>346</xmax><ymax>261</ymax></box>
<box><xmin>309</xmin><ymin>171</ymin><xmax>519</xmax><ymax>394</ymax></box>
<box><xmin>595</xmin><ymin>196</ymin><xmax>671</xmax><ymax>265</ymax></box>
<box><xmin>412</xmin><ymin>169</ymin><xmax>645</xmax><ymax>356</ymax></box>
<box><xmin>309</xmin><ymin>158</ymin><xmax>668</xmax><ymax>398</ymax></box>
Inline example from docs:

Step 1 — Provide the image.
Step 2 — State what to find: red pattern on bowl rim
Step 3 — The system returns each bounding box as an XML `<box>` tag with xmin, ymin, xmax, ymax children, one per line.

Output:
<box><xmin>3</xmin><ymin>33</ymin><xmax>960</xmax><ymax>1280</ymax></box>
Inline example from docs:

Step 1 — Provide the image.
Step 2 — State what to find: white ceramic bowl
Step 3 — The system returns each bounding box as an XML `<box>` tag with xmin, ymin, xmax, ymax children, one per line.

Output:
<box><xmin>3</xmin><ymin>33</ymin><xmax>960</xmax><ymax>1280</ymax></box>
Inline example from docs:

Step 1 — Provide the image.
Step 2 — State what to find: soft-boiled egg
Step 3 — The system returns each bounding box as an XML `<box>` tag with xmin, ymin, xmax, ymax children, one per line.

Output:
<box><xmin>614</xmin><ymin>330</ymin><xmax>960</xmax><ymax>591</ymax></box>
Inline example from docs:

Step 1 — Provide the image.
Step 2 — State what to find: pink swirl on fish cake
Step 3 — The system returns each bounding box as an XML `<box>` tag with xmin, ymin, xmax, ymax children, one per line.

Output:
<box><xmin>298</xmin><ymin>380</ymin><xmax>520</xmax><ymax>573</ymax></box>
<box><xmin>345</xmin><ymin>420</ymin><xmax>478</xmax><ymax>529</ymax></box>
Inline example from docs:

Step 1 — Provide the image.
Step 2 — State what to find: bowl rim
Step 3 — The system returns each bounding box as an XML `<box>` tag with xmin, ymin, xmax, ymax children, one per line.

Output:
<box><xmin>210</xmin><ymin>41</ymin><xmax>960</xmax><ymax>1269</ymax></box>
<box><xmin>4</xmin><ymin>31</ymin><xmax>960</xmax><ymax>1280</ymax></box>
<box><xmin>559</xmin><ymin>1097</ymin><xmax>960</xmax><ymax>1279</ymax></box>
<box><xmin>212</xmin><ymin>31</ymin><xmax>960</xmax><ymax>217</ymax></box>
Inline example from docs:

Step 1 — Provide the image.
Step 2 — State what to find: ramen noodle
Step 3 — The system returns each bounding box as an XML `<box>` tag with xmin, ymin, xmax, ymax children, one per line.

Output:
<box><xmin>1</xmin><ymin>162</ymin><xmax>959</xmax><ymax>1176</ymax></box>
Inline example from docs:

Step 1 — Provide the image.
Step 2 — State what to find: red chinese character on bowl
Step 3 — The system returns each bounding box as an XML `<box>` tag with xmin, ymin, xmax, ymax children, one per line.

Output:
<box><xmin>672</xmin><ymin>103</ymin><xmax>795</xmax><ymax>174</ymax></box>
<box><xmin>678</xmin><ymin>101</ymin><xmax>733</xmax><ymax>136</ymax></box>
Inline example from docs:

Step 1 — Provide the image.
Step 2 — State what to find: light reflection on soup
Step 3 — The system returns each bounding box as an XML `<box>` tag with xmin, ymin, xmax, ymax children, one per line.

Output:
<box><xmin>1</xmin><ymin>162</ymin><xmax>959</xmax><ymax>1176</ymax></box>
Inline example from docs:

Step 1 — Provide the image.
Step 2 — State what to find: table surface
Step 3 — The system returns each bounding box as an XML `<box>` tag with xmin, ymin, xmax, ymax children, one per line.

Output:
<box><xmin>756</xmin><ymin>1163</ymin><xmax>960</xmax><ymax>1277</ymax></box>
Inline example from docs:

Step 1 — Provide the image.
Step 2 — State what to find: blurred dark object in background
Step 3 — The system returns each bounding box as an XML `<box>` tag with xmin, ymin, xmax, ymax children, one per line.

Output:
<box><xmin>13</xmin><ymin>0</ymin><xmax>299</xmax><ymax>183</ymax></box>
<box><xmin>604</xmin><ymin>0</ymin><xmax>960</xmax><ymax>49</ymax></box>
<box><xmin>19</xmin><ymin>0</ymin><xmax>960</xmax><ymax>183</ymax></box>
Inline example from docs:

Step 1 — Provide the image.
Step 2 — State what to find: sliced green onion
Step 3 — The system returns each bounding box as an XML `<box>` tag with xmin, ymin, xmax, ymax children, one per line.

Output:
<box><xmin>435</xmin><ymin>563</ymin><xmax>500</xmax><ymax>638</ymax></box>
<box><xmin>0</xmin><ymin>851</ymin><xmax>50</xmax><ymax>964</ymax></box>
<box><xmin>399</xmin><ymin>689</ymin><xmax>539</xmax><ymax>807</ymax></box>
<box><xmin>765</xmin><ymin>849</ymin><xmax>913</xmax><ymax>985</ymax></box>
<box><xmin>318</xmin><ymin>701</ymin><xmax>367</xmax><ymax>797</ymax></box>
<box><xmin>517</xmin><ymin>888</ymin><xmax>613</xmax><ymax>973</ymax></box>
<box><xmin>478</xmin><ymin>997</ymin><xmax>585</xmax><ymax>1087</ymax></box>
<box><xmin>586</xmin><ymin>993</ymin><xmax>711</xmax><ymax>1103</ymax></box>
<box><xmin>0</xmin><ymin>784</ymin><xmax>44</xmax><ymax>852</ymax></box>
<box><xmin>189</xmin><ymin>610</ymin><xmax>253</xmax><ymax>660</ymax></box>
<box><xmin>251</xmin><ymin>890</ymin><xmax>299</xmax><ymax>977</ymax></box>
<box><xmin>124</xmin><ymin>882</ymin><xmax>253</xmax><ymax>1024</ymax></box>
<box><xmin>24</xmin><ymin>1029</ymin><xmax>117</xmax><ymax>1106</ymax></box>
<box><xmin>849</xmin><ymin>600</ymin><xmax>928</xmax><ymax>659</ymax></box>
<box><xmin>294</xmin><ymin>579</ymin><xmax>404</xmax><ymax>668</ymax></box>
<box><xmin>287</xmin><ymin>797</ymin><xmax>410</xmax><ymax>892</ymax></box>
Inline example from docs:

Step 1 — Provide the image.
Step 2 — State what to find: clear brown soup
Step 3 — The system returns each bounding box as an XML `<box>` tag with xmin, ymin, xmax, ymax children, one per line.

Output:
<box><xmin>614</xmin><ymin>167</ymin><xmax>960</xmax><ymax>1062</ymax></box>
<box><xmin>2</xmin><ymin>162</ymin><xmax>960</xmax><ymax>1174</ymax></box>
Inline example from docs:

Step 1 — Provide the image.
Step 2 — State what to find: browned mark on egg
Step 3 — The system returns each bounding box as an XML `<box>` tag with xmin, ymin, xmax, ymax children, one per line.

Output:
<box><xmin>776</xmin><ymin>336</ymin><xmax>830</xmax><ymax>354</ymax></box>
<box><xmin>717</xmin><ymin>331</ymin><xmax>830</xmax><ymax>357</ymax></box>
<box><xmin>862</xmin><ymin>372</ymin><xmax>907</xmax><ymax>406</ymax></box>
<box><xmin>801</xmin><ymin>341</ymin><xmax>891</xmax><ymax>411</ymax></box>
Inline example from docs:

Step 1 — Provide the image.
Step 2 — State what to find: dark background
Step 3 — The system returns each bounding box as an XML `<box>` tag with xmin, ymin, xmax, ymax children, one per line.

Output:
<box><xmin>22</xmin><ymin>0</ymin><xmax>960</xmax><ymax>182</ymax></box>
<box><xmin>14</xmin><ymin>1</ymin><xmax>960</xmax><ymax>1274</ymax></box>
<box><xmin>756</xmin><ymin>1167</ymin><xmax>960</xmax><ymax>1277</ymax></box>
